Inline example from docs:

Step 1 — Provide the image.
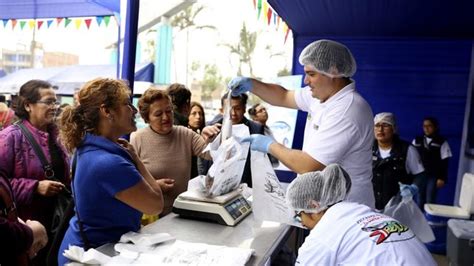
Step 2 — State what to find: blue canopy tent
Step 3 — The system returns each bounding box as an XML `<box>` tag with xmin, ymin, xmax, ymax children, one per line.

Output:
<box><xmin>269</xmin><ymin>0</ymin><xmax>474</xmax><ymax>205</ymax></box>
<box><xmin>0</xmin><ymin>63</ymin><xmax>154</xmax><ymax>95</ymax></box>
<box><xmin>0</xmin><ymin>0</ymin><xmax>140</xmax><ymax>91</ymax></box>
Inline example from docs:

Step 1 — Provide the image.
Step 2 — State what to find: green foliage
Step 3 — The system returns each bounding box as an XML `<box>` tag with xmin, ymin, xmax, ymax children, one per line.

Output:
<box><xmin>223</xmin><ymin>23</ymin><xmax>257</xmax><ymax>77</ymax></box>
<box><xmin>201</xmin><ymin>64</ymin><xmax>223</xmax><ymax>100</ymax></box>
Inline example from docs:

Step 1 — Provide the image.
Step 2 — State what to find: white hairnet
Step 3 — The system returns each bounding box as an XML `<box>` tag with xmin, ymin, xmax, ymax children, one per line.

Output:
<box><xmin>298</xmin><ymin>39</ymin><xmax>356</xmax><ymax>78</ymax></box>
<box><xmin>374</xmin><ymin>112</ymin><xmax>397</xmax><ymax>132</ymax></box>
<box><xmin>286</xmin><ymin>164</ymin><xmax>352</xmax><ymax>214</ymax></box>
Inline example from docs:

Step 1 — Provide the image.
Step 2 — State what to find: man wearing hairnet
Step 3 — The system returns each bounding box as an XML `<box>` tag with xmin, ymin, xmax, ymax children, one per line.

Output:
<box><xmin>372</xmin><ymin>112</ymin><xmax>424</xmax><ymax>210</ymax></box>
<box><xmin>233</xmin><ymin>39</ymin><xmax>375</xmax><ymax>208</ymax></box>
<box><xmin>287</xmin><ymin>164</ymin><xmax>435</xmax><ymax>265</ymax></box>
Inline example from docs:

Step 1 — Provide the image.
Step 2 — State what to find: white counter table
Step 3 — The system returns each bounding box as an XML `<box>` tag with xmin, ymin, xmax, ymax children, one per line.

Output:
<box><xmin>98</xmin><ymin>212</ymin><xmax>295</xmax><ymax>265</ymax></box>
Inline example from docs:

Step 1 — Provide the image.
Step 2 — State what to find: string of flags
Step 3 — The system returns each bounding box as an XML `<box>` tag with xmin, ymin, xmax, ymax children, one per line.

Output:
<box><xmin>252</xmin><ymin>0</ymin><xmax>292</xmax><ymax>43</ymax></box>
<box><xmin>0</xmin><ymin>15</ymin><xmax>117</xmax><ymax>31</ymax></box>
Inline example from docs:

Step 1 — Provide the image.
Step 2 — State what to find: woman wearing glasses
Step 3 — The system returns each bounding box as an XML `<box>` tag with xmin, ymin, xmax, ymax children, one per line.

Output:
<box><xmin>287</xmin><ymin>164</ymin><xmax>435</xmax><ymax>265</ymax></box>
<box><xmin>372</xmin><ymin>112</ymin><xmax>424</xmax><ymax>210</ymax></box>
<box><xmin>0</xmin><ymin>79</ymin><xmax>70</xmax><ymax>265</ymax></box>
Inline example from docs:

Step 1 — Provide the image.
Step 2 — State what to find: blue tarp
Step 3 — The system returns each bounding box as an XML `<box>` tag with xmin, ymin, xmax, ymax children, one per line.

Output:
<box><xmin>0</xmin><ymin>0</ymin><xmax>118</xmax><ymax>19</ymax></box>
<box><xmin>0</xmin><ymin>63</ymin><xmax>154</xmax><ymax>95</ymax></box>
<box><xmin>268</xmin><ymin>0</ymin><xmax>474</xmax><ymax>205</ymax></box>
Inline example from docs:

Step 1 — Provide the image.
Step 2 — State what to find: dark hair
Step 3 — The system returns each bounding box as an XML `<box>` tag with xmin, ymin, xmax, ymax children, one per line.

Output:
<box><xmin>166</xmin><ymin>83</ymin><xmax>191</xmax><ymax>112</ymax></box>
<box><xmin>248</xmin><ymin>103</ymin><xmax>261</xmax><ymax>117</ymax></box>
<box><xmin>59</xmin><ymin>78</ymin><xmax>130</xmax><ymax>153</ymax></box>
<box><xmin>0</xmin><ymin>95</ymin><xmax>6</xmax><ymax>103</ymax></box>
<box><xmin>138</xmin><ymin>88</ymin><xmax>171</xmax><ymax>123</ymax></box>
<box><xmin>15</xmin><ymin>79</ymin><xmax>52</xmax><ymax>120</ymax></box>
<box><xmin>189</xmin><ymin>101</ymin><xmax>206</xmax><ymax>131</ymax></box>
<box><xmin>423</xmin><ymin>116</ymin><xmax>439</xmax><ymax>129</ymax></box>
<box><xmin>220</xmin><ymin>93</ymin><xmax>248</xmax><ymax>108</ymax></box>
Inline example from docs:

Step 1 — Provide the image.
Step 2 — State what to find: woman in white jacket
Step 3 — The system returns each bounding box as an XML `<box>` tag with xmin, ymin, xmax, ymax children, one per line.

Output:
<box><xmin>287</xmin><ymin>164</ymin><xmax>436</xmax><ymax>265</ymax></box>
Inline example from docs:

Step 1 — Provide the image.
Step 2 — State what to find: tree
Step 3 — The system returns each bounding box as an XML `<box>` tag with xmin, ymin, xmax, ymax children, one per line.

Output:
<box><xmin>170</xmin><ymin>5</ymin><xmax>216</xmax><ymax>85</ymax></box>
<box><xmin>201</xmin><ymin>64</ymin><xmax>222</xmax><ymax>101</ymax></box>
<box><xmin>223</xmin><ymin>23</ymin><xmax>257</xmax><ymax>77</ymax></box>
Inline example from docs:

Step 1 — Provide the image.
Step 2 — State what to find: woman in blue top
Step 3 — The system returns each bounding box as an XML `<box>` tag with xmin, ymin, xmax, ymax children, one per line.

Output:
<box><xmin>57</xmin><ymin>78</ymin><xmax>165</xmax><ymax>265</ymax></box>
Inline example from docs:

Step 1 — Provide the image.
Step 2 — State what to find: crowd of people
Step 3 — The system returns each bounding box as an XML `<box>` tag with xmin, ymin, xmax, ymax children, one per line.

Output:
<box><xmin>0</xmin><ymin>39</ymin><xmax>451</xmax><ymax>265</ymax></box>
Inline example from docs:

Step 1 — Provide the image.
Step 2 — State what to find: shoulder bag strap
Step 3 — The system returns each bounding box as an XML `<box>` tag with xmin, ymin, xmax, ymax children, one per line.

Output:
<box><xmin>15</xmin><ymin>121</ymin><xmax>55</xmax><ymax>179</ymax></box>
<box><xmin>71</xmin><ymin>152</ymin><xmax>91</xmax><ymax>250</ymax></box>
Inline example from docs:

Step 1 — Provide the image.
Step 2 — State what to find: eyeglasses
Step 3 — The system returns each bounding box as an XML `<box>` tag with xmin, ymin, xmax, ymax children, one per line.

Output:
<box><xmin>293</xmin><ymin>210</ymin><xmax>304</xmax><ymax>223</ymax></box>
<box><xmin>36</xmin><ymin>100</ymin><xmax>60</xmax><ymax>107</ymax></box>
<box><xmin>374</xmin><ymin>123</ymin><xmax>392</xmax><ymax>129</ymax></box>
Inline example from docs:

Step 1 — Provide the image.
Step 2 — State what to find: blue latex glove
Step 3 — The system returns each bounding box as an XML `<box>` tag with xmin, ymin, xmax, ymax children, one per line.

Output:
<box><xmin>241</xmin><ymin>134</ymin><xmax>274</xmax><ymax>153</ymax></box>
<box><xmin>399</xmin><ymin>182</ymin><xmax>418</xmax><ymax>198</ymax></box>
<box><xmin>228</xmin><ymin>77</ymin><xmax>252</xmax><ymax>96</ymax></box>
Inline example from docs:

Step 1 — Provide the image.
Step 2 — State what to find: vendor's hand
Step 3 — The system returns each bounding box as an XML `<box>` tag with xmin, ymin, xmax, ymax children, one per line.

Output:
<box><xmin>242</xmin><ymin>134</ymin><xmax>274</xmax><ymax>153</ymax></box>
<box><xmin>436</xmin><ymin>179</ymin><xmax>445</xmax><ymax>188</ymax></box>
<box><xmin>117</xmin><ymin>138</ymin><xmax>140</xmax><ymax>163</ymax></box>
<box><xmin>228</xmin><ymin>77</ymin><xmax>252</xmax><ymax>96</ymax></box>
<box><xmin>26</xmin><ymin>220</ymin><xmax>48</xmax><ymax>258</ymax></box>
<box><xmin>36</xmin><ymin>180</ymin><xmax>65</xmax><ymax>197</ymax></box>
<box><xmin>156</xmin><ymin>178</ymin><xmax>175</xmax><ymax>193</ymax></box>
<box><xmin>202</xmin><ymin>124</ymin><xmax>221</xmax><ymax>143</ymax></box>
<box><xmin>399</xmin><ymin>182</ymin><xmax>418</xmax><ymax>198</ymax></box>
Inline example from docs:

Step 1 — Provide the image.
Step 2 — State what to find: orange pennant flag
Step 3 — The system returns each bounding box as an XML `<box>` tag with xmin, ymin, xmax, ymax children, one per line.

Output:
<box><xmin>84</xmin><ymin>18</ymin><xmax>92</xmax><ymax>29</ymax></box>
<box><xmin>37</xmin><ymin>20</ymin><xmax>44</xmax><ymax>30</ymax></box>
<box><xmin>11</xmin><ymin>19</ymin><xmax>17</xmax><ymax>29</ymax></box>
<box><xmin>267</xmin><ymin>7</ymin><xmax>272</xmax><ymax>25</ymax></box>
<box><xmin>74</xmin><ymin>19</ymin><xmax>82</xmax><ymax>29</ymax></box>
<box><xmin>56</xmin><ymin>17</ymin><xmax>63</xmax><ymax>26</ymax></box>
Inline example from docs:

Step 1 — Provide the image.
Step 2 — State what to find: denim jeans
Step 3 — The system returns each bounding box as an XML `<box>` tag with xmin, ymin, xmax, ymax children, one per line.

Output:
<box><xmin>413</xmin><ymin>175</ymin><xmax>438</xmax><ymax>210</ymax></box>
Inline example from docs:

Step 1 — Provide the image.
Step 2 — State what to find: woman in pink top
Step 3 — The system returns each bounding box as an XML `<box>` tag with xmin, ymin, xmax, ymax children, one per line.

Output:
<box><xmin>0</xmin><ymin>80</ymin><xmax>70</xmax><ymax>265</ymax></box>
<box><xmin>131</xmin><ymin>89</ymin><xmax>219</xmax><ymax>216</ymax></box>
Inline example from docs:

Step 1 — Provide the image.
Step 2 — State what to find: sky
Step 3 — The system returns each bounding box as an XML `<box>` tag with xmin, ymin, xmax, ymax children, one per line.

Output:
<box><xmin>0</xmin><ymin>0</ymin><xmax>293</xmax><ymax>85</ymax></box>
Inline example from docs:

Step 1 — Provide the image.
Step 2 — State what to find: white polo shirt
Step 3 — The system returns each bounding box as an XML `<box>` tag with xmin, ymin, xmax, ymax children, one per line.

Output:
<box><xmin>296</xmin><ymin>202</ymin><xmax>436</xmax><ymax>265</ymax></box>
<box><xmin>294</xmin><ymin>82</ymin><xmax>375</xmax><ymax>208</ymax></box>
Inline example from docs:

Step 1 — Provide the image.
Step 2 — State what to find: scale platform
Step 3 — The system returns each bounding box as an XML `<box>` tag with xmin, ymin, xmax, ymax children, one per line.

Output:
<box><xmin>172</xmin><ymin>189</ymin><xmax>252</xmax><ymax>226</ymax></box>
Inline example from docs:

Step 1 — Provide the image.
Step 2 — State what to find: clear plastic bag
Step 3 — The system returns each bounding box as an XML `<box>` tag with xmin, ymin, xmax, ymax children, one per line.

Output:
<box><xmin>383</xmin><ymin>192</ymin><xmax>435</xmax><ymax>243</ymax></box>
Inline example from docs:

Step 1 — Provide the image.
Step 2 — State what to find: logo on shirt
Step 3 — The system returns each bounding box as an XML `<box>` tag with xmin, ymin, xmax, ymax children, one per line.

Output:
<box><xmin>357</xmin><ymin>214</ymin><xmax>414</xmax><ymax>245</ymax></box>
<box><xmin>362</xmin><ymin>221</ymin><xmax>411</xmax><ymax>244</ymax></box>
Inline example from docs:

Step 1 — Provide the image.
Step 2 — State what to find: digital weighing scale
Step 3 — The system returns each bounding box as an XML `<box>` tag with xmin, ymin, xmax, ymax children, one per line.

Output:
<box><xmin>172</xmin><ymin>189</ymin><xmax>252</xmax><ymax>226</ymax></box>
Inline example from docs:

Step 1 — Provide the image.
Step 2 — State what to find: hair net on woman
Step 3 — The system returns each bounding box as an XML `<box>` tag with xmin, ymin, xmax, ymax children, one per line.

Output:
<box><xmin>298</xmin><ymin>39</ymin><xmax>357</xmax><ymax>78</ymax></box>
<box><xmin>286</xmin><ymin>164</ymin><xmax>352</xmax><ymax>214</ymax></box>
<box><xmin>374</xmin><ymin>112</ymin><xmax>397</xmax><ymax>133</ymax></box>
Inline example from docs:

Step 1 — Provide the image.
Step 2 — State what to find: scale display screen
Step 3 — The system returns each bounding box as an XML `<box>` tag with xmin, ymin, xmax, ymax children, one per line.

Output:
<box><xmin>225</xmin><ymin>197</ymin><xmax>251</xmax><ymax>219</ymax></box>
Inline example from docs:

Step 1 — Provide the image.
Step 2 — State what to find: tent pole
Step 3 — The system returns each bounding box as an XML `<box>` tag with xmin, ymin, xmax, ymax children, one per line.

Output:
<box><xmin>121</xmin><ymin>0</ymin><xmax>139</xmax><ymax>95</ymax></box>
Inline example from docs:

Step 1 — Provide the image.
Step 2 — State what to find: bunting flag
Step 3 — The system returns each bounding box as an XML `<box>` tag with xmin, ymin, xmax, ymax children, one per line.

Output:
<box><xmin>0</xmin><ymin>15</ymin><xmax>118</xmax><ymax>31</ymax></box>
<box><xmin>84</xmin><ymin>18</ymin><xmax>92</xmax><ymax>29</ymax></box>
<box><xmin>283</xmin><ymin>22</ymin><xmax>290</xmax><ymax>44</ymax></box>
<box><xmin>257</xmin><ymin>0</ymin><xmax>262</xmax><ymax>19</ymax></box>
<box><xmin>251</xmin><ymin>0</ymin><xmax>292</xmax><ymax>43</ymax></box>
<box><xmin>28</xmin><ymin>20</ymin><xmax>35</xmax><ymax>30</ymax></box>
<box><xmin>104</xmin><ymin>15</ymin><xmax>111</xmax><ymax>26</ymax></box>
<box><xmin>74</xmin><ymin>18</ymin><xmax>82</xmax><ymax>29</ymax></box>
<box><xmin>267</xmin><ymin>7</ymin><xmax>272</xmax><ymax>25</ymax></box>
<box><xmin>263</xmin><ymin>1</ymin><xmax>268</xmax><ymax>22</ymax></box>
<box><xmin>96</xmin><ymin>16</ymin><xmax>103</xmax><ymax>26</ymax></box>
<box><xmin>64</xmin><ymin>18</ymin><xmax>72</xmax><ymax>27</ymax></box>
